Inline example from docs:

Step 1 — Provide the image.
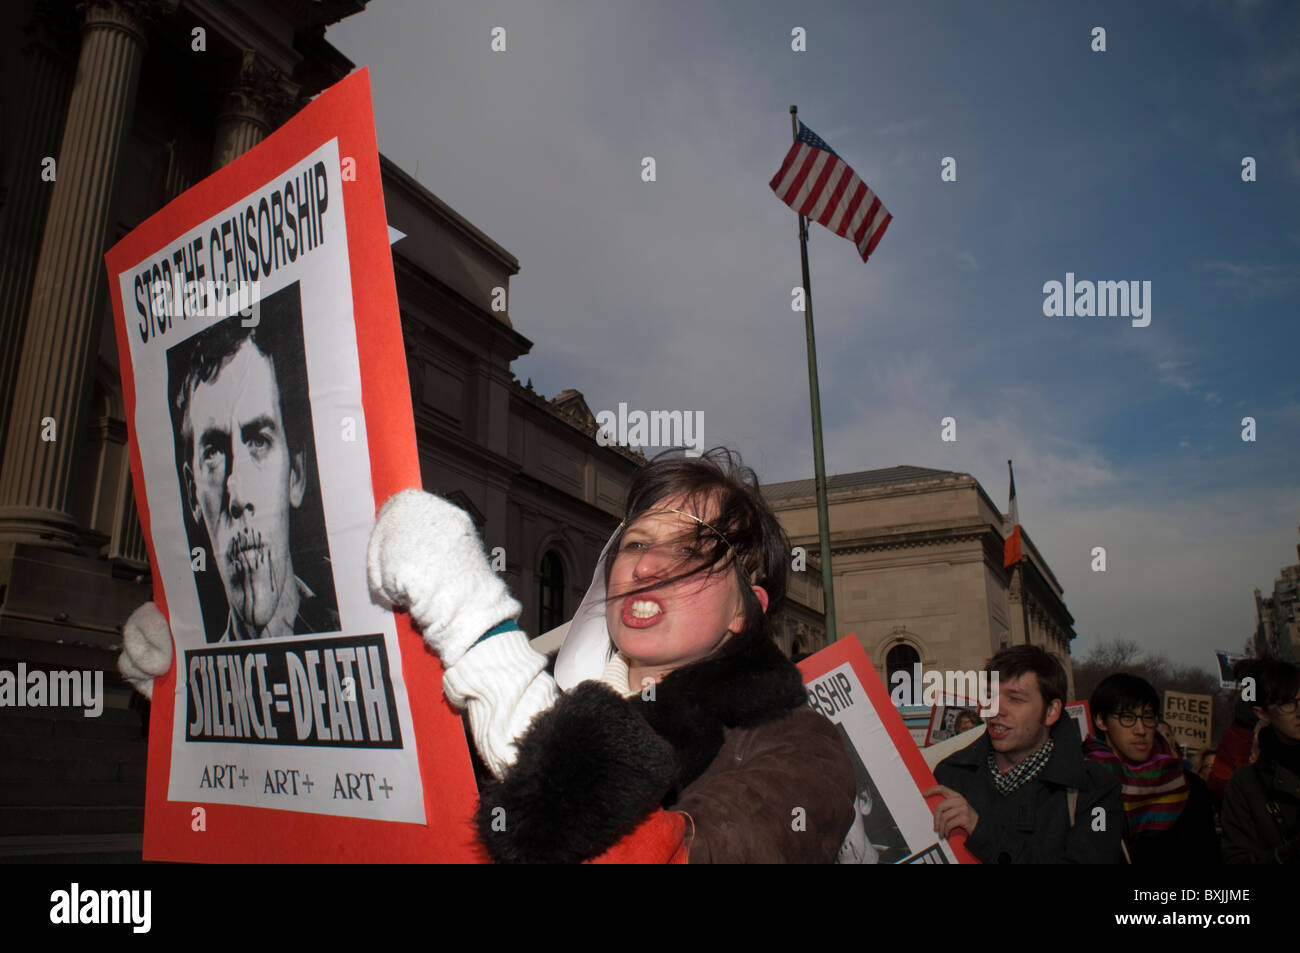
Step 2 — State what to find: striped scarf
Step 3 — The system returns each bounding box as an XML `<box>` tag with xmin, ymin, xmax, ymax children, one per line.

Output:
<box><xmin>1082</xmin><ymin>734</ymin><xmax>1189</xmax><ymax>835</ymax></box>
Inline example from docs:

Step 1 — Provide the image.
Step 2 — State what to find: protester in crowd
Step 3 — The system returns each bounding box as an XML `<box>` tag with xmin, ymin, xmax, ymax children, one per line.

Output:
<box><xmin>122</xmin><ymin>448</ymin><xmax>855</xmax><ymax>863</ymax></box>
<box><xmin>1221</xmin><ymin>659</ymin><xmax>1300</xmax><ymax>864</ymax></box>
<box><xmin>1156</xmin><ymin>720</ymin><xmax>1180</xmax><ymax>758</ymax></box>
<box><xmin>926</xmin><ymin>645</ymin><xmax>1123</xmax><ymax>863</ymax></box>
<box><xmin>1206</xmin><ymin>658</ymin><xmax>1262</xmax><ymax>811</ymax></box>
<box><xmin>1197</xmin><ymin>752</ymin><xmax>1216</xmax><ymax>782</ymax></box>
<box><xmin>1084</xmin><ymin>674</ymin><xmax>1220</xmax><ymax>864</ymax></box>
<box><xmin>1156</xmin><ymin>719</ymin><xmax>1195</xmax><ymax>773</ymax></box>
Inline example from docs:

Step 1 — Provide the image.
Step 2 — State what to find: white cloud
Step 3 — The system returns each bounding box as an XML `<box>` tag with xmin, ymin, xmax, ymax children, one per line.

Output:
<box><xmin>1156</xmin><ymin>360</ymin><xmax>1196</xmax><ymax>393</ymax></box>
<box><xmin>1202</xmin><ymin>259</ymin><xmax>1300</xmax><ymax>298</ymax></box>
<box><xmin>327</xmin><ymin>1</ymin><xmax>1299</xmax><ymax>672</ymax></box>
<box><xmin>1047</xmin><ymin>488</ymin><xmax>1299</xmax><ymax>664</ymax></box>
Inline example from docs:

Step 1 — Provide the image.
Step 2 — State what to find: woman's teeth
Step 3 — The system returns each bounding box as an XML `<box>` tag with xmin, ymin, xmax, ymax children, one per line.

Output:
<box><xmin>630</xmin><ymin>600</ymin><xmax>662</xmax><ymax>620</ymax></box>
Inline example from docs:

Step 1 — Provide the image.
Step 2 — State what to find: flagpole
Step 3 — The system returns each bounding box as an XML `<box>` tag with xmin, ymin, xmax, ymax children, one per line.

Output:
<box><xmin>1019</xmin><ymin>562</ymin><xmax>1033</xmax><ymax>646</ymax></box>
<box><xmin>1009</xmin><ymin>459</ymin><xmax>1033</xmax><ymax>646</ymax></box>
<box><xmin>790</xmin><ymin>105</ymin><xmax>838</xmax><ymax>646</ymax></box>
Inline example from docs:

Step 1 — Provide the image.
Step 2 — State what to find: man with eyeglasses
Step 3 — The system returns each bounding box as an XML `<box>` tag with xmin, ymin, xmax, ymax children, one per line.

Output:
<box><xmin>1084</xmin><ymin>674</ymin><xmax>1220</xmax><ymax>863</ymax></box>
<box><xmin>1221</xmin><ymin>659</ymin><xmax>1300</xmax><ymax>864</ymax></box>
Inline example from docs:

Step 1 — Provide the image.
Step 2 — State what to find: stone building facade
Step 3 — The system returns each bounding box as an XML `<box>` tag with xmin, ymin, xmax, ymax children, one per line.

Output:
<box><xmin>1253</xmin><ymin>529</ymin><xmax>1300</xmax><ymax>662</ymax></box>
<box><xmin>763</xmin><ymin>466</ymin><xmax>1077</xmax><ymax>698</ymax></box>
<box><xmin>0</xmin><ymin>0</ymin><xmax>640</xmax><ymax>861</ymax></box>
<box><xmin>381</xmin><ymin>156</ymin><xmax>644</xmax><ymax>637</ymax></box>
<box><xmin>0</xmin><ymin>0</ymin><xmax>1080</xmax><ymax>863</ymax></box>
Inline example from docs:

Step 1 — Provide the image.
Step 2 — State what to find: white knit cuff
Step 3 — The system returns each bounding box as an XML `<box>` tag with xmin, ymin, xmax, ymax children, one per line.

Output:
<box><xmin>442</xmin><ymin>630</ymin><xmax>560</xmax><ymax>779</ymax></box>
<box><xmin>418</xmin><ymin>589</ymin><xmax>522</xmax><ymax>670</ymax></box>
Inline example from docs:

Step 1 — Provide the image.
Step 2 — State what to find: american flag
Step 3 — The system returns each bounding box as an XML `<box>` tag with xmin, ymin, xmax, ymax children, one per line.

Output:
<box><xmin>769</xmin><ymin>120</ymin><xmax>892</xmax><ymax>263</ymax></box>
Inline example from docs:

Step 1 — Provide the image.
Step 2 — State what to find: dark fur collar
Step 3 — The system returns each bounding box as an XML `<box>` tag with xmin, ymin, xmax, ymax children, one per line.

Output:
<box><xmin>476</xmin><ymin>633</ymin><xmax>806</xmax><ymax>862</ymax></box>
<box><xmin>628</xmin><ymin>632</ymin><xmax>806</xmax><ymax>801</ymax></box>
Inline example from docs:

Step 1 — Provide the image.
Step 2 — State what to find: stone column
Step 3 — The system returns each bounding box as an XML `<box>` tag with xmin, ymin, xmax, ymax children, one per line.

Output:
<box><xmin>101</xmin><ymin>47</ymin><xmax>295</xmax><ymax>578</ymax></box>
<box><xmin>0</xmin><ymin>1</ymin><xmax>77</xmax><ymax>463</ymax></box>
<box><xmin>210</xmin><ymin>49</ymin><xmax>298</xmax><ymax>170</ymax></box>
<box><xmin>0</xmin><ymin>0</ymin><xmax>176</xmax><ymax>556</ymax></box>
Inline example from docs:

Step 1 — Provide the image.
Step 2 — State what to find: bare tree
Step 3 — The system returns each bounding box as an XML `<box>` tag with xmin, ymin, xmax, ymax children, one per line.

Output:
<box><xmin>1088</xmin><ymin>637</ymin><xmax>1143</xmax><ymax>669</ymax></box>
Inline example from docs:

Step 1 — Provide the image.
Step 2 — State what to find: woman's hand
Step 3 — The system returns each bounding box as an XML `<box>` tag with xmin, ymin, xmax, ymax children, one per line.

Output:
<box><xmin>118</xmin><ymin>601</ymin><xmax>173</xmax><ymax>699</ymax></box>
<box><xmin>367</xmin><ymin>488</ymin><xmax>522</xmax><ymax>667</ymax></box>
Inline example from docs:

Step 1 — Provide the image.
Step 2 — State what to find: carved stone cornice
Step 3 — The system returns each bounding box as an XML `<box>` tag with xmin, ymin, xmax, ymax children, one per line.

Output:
<box><xmin>829</xmin><ymin>527</ymin><xmax>992</xmax><ymax>558</ymax></box>
<box><xmin>24</xmin><ymin>0</ymin><xmax>81</xmax><ymax>66</ymax></box>
<box><xmin>509</xmin><ymin>377</ymin><xmax>646</xmax><ymax>466</ymax></box>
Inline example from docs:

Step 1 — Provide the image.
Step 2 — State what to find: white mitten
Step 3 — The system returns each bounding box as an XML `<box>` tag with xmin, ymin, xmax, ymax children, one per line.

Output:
<box><xmin>118</xmin><ymin>601</ymin><xmax>174</xmax><ymax>700</ymax></box>
<box><xmin>368</xmin><ymin>488</ymin><xmax>522</xmax><ymax>668</ymax></box>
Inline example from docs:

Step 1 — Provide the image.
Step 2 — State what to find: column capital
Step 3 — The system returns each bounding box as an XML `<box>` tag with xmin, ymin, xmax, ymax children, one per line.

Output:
<box><xmin>219</xmin><ymin>48</ymin><xmax>301</xmax><ymax>132</ymax></box>
<box><xmin>76</xmin><ymin>0</ymin><xmax>179</xmax><ymax>43</ymax></box>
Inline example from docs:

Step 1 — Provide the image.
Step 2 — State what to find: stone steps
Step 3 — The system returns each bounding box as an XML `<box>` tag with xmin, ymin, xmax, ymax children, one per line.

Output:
<box><xmin>0</xmin><ymin>832</ymin><xmax>143</xmax><ymax>863</ymax></box>
<box><xmin>0</xmin><ymin>805</ymin><xmax>145</xmax><ymax>837</ymax></box>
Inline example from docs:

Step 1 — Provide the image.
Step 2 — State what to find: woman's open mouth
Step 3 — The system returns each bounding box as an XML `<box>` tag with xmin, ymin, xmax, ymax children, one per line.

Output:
<box><xmin>621</xmin><ymin>596</ymin><xmax>664</xmax><ymax>628</ymax></box>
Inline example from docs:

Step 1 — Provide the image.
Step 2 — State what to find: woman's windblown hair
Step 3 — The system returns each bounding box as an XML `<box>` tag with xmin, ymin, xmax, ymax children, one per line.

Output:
<box><xmin>607</xmin><ymin>447</ymin><xmax>790</xmax><ymax>639</ymax></box>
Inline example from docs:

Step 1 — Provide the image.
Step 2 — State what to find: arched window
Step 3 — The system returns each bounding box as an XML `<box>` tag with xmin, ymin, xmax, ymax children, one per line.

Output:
<box><xmin>886</xmin><ymin>643</ymin><xmax>921</xmax><ymax>702</ymax></box>
<box><xmin>538</xmin><ymin>551</ymin><xmax>565</xmax><ymax>633</ymax></box>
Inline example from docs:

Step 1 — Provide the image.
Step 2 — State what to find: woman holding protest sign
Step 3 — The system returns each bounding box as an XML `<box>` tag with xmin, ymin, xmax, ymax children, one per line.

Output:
<box><xmin>367</xmin><ymin>446</ymin><xmax>855</xmax><ymax>863</ymax></box>
<box><xmin>123</xmin><ymin>448</ymin><xmax>856</xmax><ymax>862</ymax></box>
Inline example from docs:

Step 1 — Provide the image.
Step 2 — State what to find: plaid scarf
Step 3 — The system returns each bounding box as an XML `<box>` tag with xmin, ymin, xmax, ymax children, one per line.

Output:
<box><xmin>1082</xmin><ymin>734</ymin><xmax>1189</xmax><ymax>835</ymax></box>
<box><xmin>988</xmin><ymin>738</ymin><xmax>1055</xmax><ymax>796</ymax></box>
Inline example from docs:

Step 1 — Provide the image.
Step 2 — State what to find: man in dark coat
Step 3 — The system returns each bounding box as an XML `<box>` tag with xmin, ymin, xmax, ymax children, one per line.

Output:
<box><xmin>927</xmin><ymin>645</ymin><xmax>1124</xmax><ymax>864</ymax></box>
<box><xmin>1221</xmin><ymin>658</ymin><xmax>1300</xmax><ymax>864</ymax></box>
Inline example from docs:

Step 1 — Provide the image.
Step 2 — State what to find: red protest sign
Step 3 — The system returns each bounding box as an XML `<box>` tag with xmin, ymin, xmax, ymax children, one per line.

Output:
<box><xmin>104</xmin><ymin>68</ymin><xmax>483</xmax><ymax>862</ymax></box>
<box><xmin>799</xmin><ymin>637</ymin><xmax>979</xmax><ymax>864</ymax></box>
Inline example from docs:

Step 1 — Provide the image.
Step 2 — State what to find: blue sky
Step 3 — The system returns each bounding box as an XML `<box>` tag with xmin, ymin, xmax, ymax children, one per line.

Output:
<box><xmin>329</xmin><ymin>0</ymin><xmax>1300</xmax><ymax>668</ymax></box>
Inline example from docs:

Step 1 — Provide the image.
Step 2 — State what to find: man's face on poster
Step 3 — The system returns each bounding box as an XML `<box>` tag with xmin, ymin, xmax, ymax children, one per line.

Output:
<box><xmin>182</xmin><ymin>338</ymin><xmax>304</xmax><ymax>633</ymax></box>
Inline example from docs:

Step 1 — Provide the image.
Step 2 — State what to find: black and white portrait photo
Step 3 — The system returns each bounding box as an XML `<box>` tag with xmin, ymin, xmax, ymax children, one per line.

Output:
<box><xmin>166</xmin><ymin>282</ymin><xmax>339</xmax><ymax>643</ymax></box>
<box><xmin>930</xmin><ymin>705</ymin><xmax>981</xmax><ymax>745</ymax></box>
<box><xmin>834</xmin><ymin>723</ymin><xmax>911</xmax><ymax>865</ymax></box>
